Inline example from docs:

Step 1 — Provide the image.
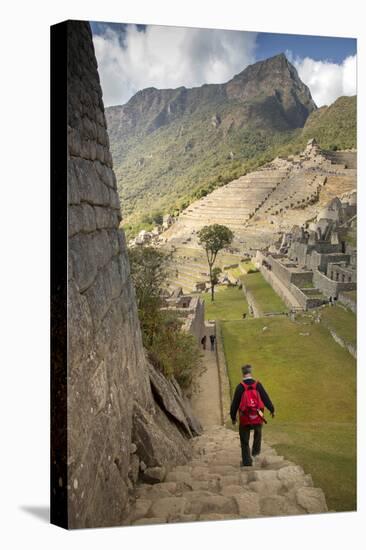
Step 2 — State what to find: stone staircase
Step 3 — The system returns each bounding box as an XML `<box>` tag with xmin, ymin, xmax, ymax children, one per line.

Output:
<box><xmin>123</xmin><ymin>425</ymin><xmax>328</xmax><ymax>525</ymax></box>
<box><xmin>254</xmin><ymin>173</ymin><xmax>324</xmax><ymax>218</ymax></box>
<box><xmin>177</xmin><ymin>170</ymin><xmax>290</xmax><ymax>233</ymax></box>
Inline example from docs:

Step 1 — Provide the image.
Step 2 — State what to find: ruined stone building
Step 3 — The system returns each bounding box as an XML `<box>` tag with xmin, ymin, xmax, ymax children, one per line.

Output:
<box><xmin>256</xmin><ymin>191</ymin><xmax>357</xmax><ymax>310</ymax></box>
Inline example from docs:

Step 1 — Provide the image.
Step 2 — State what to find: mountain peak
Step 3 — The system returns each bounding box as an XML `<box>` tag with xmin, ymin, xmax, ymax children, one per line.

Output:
<box><xmin>230</xmin><ymin>53</ymin><xmax>296</xmax><ymax>83</ymax></box>
<box><xmin>225</xmin><ymin>53</ymin><xmax>316</xmax><ymax>123</ymax></box>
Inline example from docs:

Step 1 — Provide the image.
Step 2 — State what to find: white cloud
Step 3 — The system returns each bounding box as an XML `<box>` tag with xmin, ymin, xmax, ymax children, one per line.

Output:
<box><xmin>93</xmin><ymin>25</ymin><xmax>257</xmax><ymax>106</ymax></box>
<box><xmin>286</xmin><ymin>51</ymin><xmax>357</xmax><ymax>107</ymax></box>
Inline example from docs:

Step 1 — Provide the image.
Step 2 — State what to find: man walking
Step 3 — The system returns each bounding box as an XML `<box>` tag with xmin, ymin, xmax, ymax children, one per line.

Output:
<box><xmin>201</xmin><ymin>335</ymin><xmax>207</xmax><ymax>350</ymax></box>
<box><xmin>209</xmin><ymin>334</ymin><xmax>216</xmax><ymax>351</ymax></box>
<box><xmin>230</xmin><ymin>365</ymin><xmax>275</xmax><ymax>467</ymax></box>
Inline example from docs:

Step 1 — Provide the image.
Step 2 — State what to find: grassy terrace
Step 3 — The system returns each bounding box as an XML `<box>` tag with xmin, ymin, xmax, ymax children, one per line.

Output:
<box><xmin>221</xmin><ymin>317</ymin><xmax>356</xmax><ymax>512</ymax></box>
<box><xmin>320</xmin><ymin>304</ymin><xmax>357</xmax><ymax>346</ymax></box>
<box><xmin>227</xmin><ymin>267</ymin><xmax>243</xmax><ymax>279</ymax></box>
<box><xmin>241</xmin><ymin>271</ymin><xmax>288</xmax><ymax>314</ymax></box>
<box><xmin>201</xmin><ymin>287</ymin><xmax>249</xmax><ymax>321</ymax></box>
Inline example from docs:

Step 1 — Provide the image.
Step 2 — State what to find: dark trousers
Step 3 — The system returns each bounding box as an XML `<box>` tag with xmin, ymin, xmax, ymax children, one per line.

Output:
<box><xmin>239</xmin><ymin>423</ymin><xmax>262</xmax><ymax>465</ymax></box>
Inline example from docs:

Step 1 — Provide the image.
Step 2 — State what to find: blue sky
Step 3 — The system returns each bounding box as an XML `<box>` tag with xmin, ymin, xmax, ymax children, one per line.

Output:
<box><xmin>91</xmin><ymin>22</ymin><xmax>357</xmax><ymax>107</ymax></box>
<box><xmin>256</xmin><ymin>33</ymin><xmax>356</xmax><ymax>64</ymax></box>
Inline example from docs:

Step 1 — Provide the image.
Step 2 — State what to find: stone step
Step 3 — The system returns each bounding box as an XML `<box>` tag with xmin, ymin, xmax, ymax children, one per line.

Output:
<box><xmin>125</xmin><ymin>425</ymin><xmax>328</xmax><ymax>526</ymax></box>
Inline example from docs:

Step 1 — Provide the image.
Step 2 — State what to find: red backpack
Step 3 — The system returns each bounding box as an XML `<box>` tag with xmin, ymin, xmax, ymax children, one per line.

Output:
<box><xmin>239</xmin><ymin>381</ymin><xmax>265</xmax><ymax>425</ymax></box>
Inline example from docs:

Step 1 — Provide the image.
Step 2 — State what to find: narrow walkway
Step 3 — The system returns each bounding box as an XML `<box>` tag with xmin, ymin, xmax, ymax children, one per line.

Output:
<box><xmin>122</xmin><ymin>319</ymin><xmax>329</xmax><ymax>525</ymax></box>
<box><xmin>191</xmin><ymin>323</ymin><xmax>222</xmax><ymax>428</ymax></box>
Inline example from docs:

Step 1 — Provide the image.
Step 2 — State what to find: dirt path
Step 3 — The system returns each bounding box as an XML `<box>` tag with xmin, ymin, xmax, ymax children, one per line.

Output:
<box><xmin>190</xmin><ymin>323</ymin><xmax>222</xmax><ymax>428</ymax></box>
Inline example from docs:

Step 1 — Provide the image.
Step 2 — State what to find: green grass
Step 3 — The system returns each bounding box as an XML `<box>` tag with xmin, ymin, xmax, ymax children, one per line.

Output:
<box><xmin>221</xmin><ymin>317</ymin><xmax>356</xmax><ymax>512</ymax></box>
<box><xmin>300</xmin><ymin>281</ymin><xmax>315</xmax><ymax>289</ymax></box>
<box><xmin>201</xmin><ymin>287</ymin><xmax>248</xmax><ymax>320</ymax></box>
<box><xmin>227</xmin><ymin>267</ymin><xmax>242</xmax><ymax>278</ymax></box>
<box><xmin>321</xmin><ymin>304</ymin><xmax>357</xmax><ymax>346</ymax></box>
<box><xmin>241</xmin><ymin>272</ymin><xmax>288</xmax><ymax>313</ymax></box>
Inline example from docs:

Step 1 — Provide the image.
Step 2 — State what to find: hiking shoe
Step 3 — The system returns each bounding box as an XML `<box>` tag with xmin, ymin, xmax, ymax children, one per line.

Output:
<box><xmin>240</xmin><ymin>461</ymin><xmax>253</xmax><ymax>467</ymax></box>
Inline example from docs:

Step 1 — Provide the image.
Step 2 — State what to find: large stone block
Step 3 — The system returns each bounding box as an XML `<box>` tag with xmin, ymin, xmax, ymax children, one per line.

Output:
<box><xmin>296</xmin><ymin>487</ymin><xmax>328</xmax><ymax>514</ymax></box>
<box><xmin>67</xmin><ymin>279</ymin><xmax>93</xmax><ymax>367</ymax></box>
<box><xmin>148</xmin><ymin>363</ymin><xmax>192</xmax><ymax>436</ymax></box>
<box><xmin>233</xmin><ymin>493</ymin><xmax>261</xmax><ymax>517</ymax></box>
<box><xmin>69</xmin><ymin>232</ymin><xmax>98</xmax><ymax>292</ymax></box>
<box><xmin>73</xmin><ymin>158</ymin><xmax>110</xmax><ymax>207</ymax></box>
<box><xmin>132</xmin><ymin>401</ymin><xmax>191</xmax><ymax>469</ymax></box>
<box><xmin>188</xmin><ymin>495</ymin><xmax>237</xmax><ymax>516</ymax></box>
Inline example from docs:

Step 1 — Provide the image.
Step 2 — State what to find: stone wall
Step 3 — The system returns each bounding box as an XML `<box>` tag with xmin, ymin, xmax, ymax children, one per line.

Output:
<box><xmin>184</xmin><ymin>296</ymin><xmax>205</xmax><ymax>342</ymax></box>
<box><xmin>266</xmin><ymin>255</ymin><xmax>313</xmax><ymax>287</ymax></box>
<box><xmin>338</xmin><ymin>291</ymin><xmax>357</xmax><ymax>313</ymax></box>
<box><xmin>307</xmin><ymin>251</ymin><xmax>349</xmax><ymax>273</ymax></box>
<box><xmin>66</xmin><ymin>21</ymin><xmax>197</xmax><ymax>529</ymax></box>
<box><xmin>313</xmin><ymin>269</ymin><xmax>356</xmax><ymax>299</ymax></box>
<box><xmin>259</xmin><ymin>263</ymin><xmax>303</xmax><ymax>309</ymax></box>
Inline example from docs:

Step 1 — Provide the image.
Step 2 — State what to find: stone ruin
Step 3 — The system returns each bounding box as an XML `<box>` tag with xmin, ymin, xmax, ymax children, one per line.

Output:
<box><xmin>53</xmin><ymin>21</ymin><xmax>201</xmax><ymax>529</ymax></box>
<box><xmin>162</xmin><ymin>290</ymin><xmax>206</xmax><ymax>344</ymax></box>
<box><xmin>161</xmin><ymin>137</ymin><xmax>356</xmax><ymax>259</ymax></box>
<box><xmin>256</xmin><ymin>191</ymin><xmax>357</xmax><ymax>310</ymax></box>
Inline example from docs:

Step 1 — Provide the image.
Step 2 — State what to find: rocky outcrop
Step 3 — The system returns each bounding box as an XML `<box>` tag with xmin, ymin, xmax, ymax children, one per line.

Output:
<box><xmin>65</xmin><ymin>21</ymin><xmax>198</xmax><ymax>529</ymax></box>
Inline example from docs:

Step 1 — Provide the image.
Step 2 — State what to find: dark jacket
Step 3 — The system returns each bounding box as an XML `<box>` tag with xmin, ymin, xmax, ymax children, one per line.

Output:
<box><xmin>230</xmin><ymin>377</ymin><xmax>275</xmax><ymax>422</ymax></box>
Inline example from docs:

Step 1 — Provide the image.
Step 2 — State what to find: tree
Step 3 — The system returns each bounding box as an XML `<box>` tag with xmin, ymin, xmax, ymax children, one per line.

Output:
<box><xmin>129</xmin><ymin>246</ymin><xmax>171</xmax><ymax>346</ymax></box>
<box><xmin>128</xmin><ymin>245</ymin><xmax>201</xmax><ymax>388</ymax></box>
<box><xmin>197</xmin><ymin>224</ymin><xmax>234</xmax><ymax>302</ymax></box>
<box><xmin>211</xmin><ymin>267</ymin><xmax>222</xmax><ymax>298</ymax></box>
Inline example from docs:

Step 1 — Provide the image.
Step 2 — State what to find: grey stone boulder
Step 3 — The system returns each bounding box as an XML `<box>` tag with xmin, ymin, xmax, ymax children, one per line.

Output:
<box><xmin>188</xmin><ymin>495</ymin><xmax>237</xmax><ymax>515</ymax></box>
<box><xmin>149</xmin><ymin>497</ymin><xmax>188</xmax><ymax>520</ymax></box>
<box><xmin>181</xmin><ymin>396</ymin><xmax>203</xmax><ymax>436</ymax></box>
<box><xmin>148</xmin><ymin>364</ymin><xmax>191</xmax><ymax>435</ymax></box>
<box><xmin>260</xmin><ymin>495</ymin><xmax>304</xmax><ymax>517</ymax></box>
<box><xmin>129</xmin><ymin>499</ymin><xmax>152</xmax><ymax>522</ymax></box>
<box><xmin>296</xmin><ymin>487</ymin><xmax>328</xmax><ymax>514</ymax></box>
<box><xmin>148</xmin><ymin>364</ymin><xmax>202</xmax><ymax>437</ymax></box>
<box><xmin>233</xmin><ymin>493</ymin><xmax>261</xmax><ymax>517</ymax></box>
<box><xmin>171</xmin><ymin>376</ymin><xmax>203</xmax><ymax>435</ymax></box>
<box><xmin>277</xmin><ymin>465</ymin><xmax>311</xmax><ymax>489</ymax></box>
<box><xmin>132</xmin><ymin>401</ymin><xmax>191</xmax><ymax>469</ymax></box>
<box><xmin>142</xmin><ymin>466</ymin><xmax>167</xmax><ymax>484</ymax></box>
<box><xmin>248</xmin><ymin>480</ymin><xmax>283</xmax><ymax>495</ymax></box>
<box><xmin>248</xmin><ymin>469</ymin><xmax>279</xmax><ymax>483</ymax></box>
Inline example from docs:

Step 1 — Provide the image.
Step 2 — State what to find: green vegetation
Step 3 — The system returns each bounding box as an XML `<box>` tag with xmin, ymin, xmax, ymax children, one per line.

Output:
<box><xmin>201</xmin><ymin>287</ymin><xmax>248</xmax><ymax>321</ymax></box>
<box><xmin>197</xmin><ymin>224</ymin><xmax>234</xmax><ymax>301</ymax></box>
<box><xmin>108</xmin><ymin>92</ymin><xmax>356</xmax><ymax>237</ymax></box>
<box><xmin>240</xmin><ymin>260</ymin><xmax>258</xmax><ymax>273</ymax></box>
<box><xmin>221</xmin><ymin>317</ymin><xmax>356</xmax><ymax>512</ymax></box>
<box><xmin>301</xmin><ymin>96</ymin><xmax>356</xmax><ymax>151</ymax></box>
<box><xmin>227</xmin><ymin>267</ymin><xmax>242</xmax><ymax>279</ymax></box>
<box><xmin>129</xmin><ymin>246</ymin><xmax>201</xmax><ymax>388</ymax></box>
<box><xmin>321</xmin><ymin>304</ymin><xmax>357</xmax><ymax>346</ymax></box>
<box><xmin>108</xmin><ymin>55</ymin><xmax>356</xmax><ymax>236</ymax></box>
<box><xmin>241</xmin><ymin>272</ymin><xmax>287</xmax><ymax>313</ymax></box>
<box><xmin>300</xmin><ymin>281</ymin><xmax>315</xmax><ymax>289</ymax></box>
